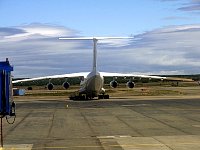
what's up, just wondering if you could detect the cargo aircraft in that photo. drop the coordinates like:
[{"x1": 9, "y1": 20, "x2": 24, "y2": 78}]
[{"x1": 13, "y1": 37, "x2": 190, "y2": 100}]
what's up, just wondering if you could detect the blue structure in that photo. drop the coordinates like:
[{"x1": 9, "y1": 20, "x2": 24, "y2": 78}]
[{"x1": 0, "y1": 59, "x2": 15, "y2": 117}]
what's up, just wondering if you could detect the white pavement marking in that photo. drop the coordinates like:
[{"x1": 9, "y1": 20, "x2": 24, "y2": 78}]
[
  {"x1": 98, "y1": 135, "x2": 200, "y2": 150},
  {"x1": 116, "y1": 137, "x2": 170, "y2": 150},
  {"x1": 192, "y1": 125, "x2": 200, "y2": 128},
  {"x1": 121, "y1": 104, "x2": 150, "y2": 107},
  {"x1": 0, "y1": 144, "x2": 33, "y2": 150},
  {"x1": 154, "y1": 135, "x2": 200, "y2": 150}
]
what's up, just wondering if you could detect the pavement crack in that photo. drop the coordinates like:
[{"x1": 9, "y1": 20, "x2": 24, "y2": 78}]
[
  {"x1": 154, "y1": 100, "x2": 200, "y2": 123},
  {"x1": 47, "y1": 103, "x2": 58, "y2": 138},
  {"x1": 115, "y1": 115, "x2": 144, "y2": 137},
  {"x1": 129, "y1": 107, "x2": 191, "y2": 135},
  {"x1": 153, "y1": 137, "x2": 174, "y2": 150},
  {"x1": 79, "y1": 110, "x2": 104, "y2": 150},
  {"x1": 4, "y1": 109, "x2": 34, "y2": 138}
]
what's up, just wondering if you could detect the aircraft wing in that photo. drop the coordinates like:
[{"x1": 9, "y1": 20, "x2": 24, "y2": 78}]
[
  {"x1": 100, "y1": 72, "x2": 166, "y2": 79},
  {"x1": 100, "y1": 72, "x2": 193, "y2": 81},
  {"x1": 13, "y1": 71, "x2": 193, "y2": 84},
  {"x1": 12, "y1": 72, "x2": 89, "y2": 83}
]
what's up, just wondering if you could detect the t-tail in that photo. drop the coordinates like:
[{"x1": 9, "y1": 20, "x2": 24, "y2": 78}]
[{"x1": 59, "y1": 36, "x2": 133, "y2": 73}]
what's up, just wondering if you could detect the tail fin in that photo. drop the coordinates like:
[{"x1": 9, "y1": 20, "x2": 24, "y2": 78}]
[
  {"x1": 93, "y1": 38, "x2": 98, "y2": 72},
  {"x1": 59, "y1": 37, "x2": 133, "y2": 72}
]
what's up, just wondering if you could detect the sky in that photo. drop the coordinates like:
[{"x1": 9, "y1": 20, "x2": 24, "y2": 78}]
[{"x1": 0, "y1": 0, "x2": 200, "y2": 77}]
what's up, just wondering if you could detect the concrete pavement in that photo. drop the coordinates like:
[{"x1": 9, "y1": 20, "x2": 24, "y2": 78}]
[{"x1": 1, "y1": 98, "x2": 200, "y2": 149}]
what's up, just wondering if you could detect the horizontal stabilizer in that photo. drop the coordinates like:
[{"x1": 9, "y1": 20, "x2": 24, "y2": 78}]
[{"x1": 59, "y1": 36, "x2": 133, "y2": 40}]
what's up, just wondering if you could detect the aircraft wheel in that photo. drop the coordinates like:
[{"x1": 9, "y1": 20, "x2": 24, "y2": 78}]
[
  {"x1": 98, "y1": 95, "x2": 104, "y2": 99},
  {"x1": 80, "y1": 95, "x2": 86, "y2": 100},
  {"x1": 103, "y1": 95, "x2": 109, "y2": 99}
]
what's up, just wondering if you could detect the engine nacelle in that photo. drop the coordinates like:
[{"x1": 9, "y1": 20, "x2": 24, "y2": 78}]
[
  {"x1": 127, "y1": 81, "x2": 135, "y2": 88},
  {"x1": 63, "y1": 81, "x2": 70, "y2": 89},
  {"x1": 47, "y1": 83, "x2": 54, "y2": 90},
  {"x1": 110, "y1": 80, "x2": 118, "y2": 88}
]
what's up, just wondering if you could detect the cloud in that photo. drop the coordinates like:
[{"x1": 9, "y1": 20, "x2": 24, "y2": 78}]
[
  {"x1": 178, "y1": 0, "x2": 200, "y2": 12},
  {"x1": 0, "y1": 28, "x2": 25, "y2": 36},
  {"x1": 159, "y1": 0, "x2": 200, "y2": 12},
  {"x1": 0, "y1": 23, "x2": 200, "y2": 77},
  {"x1": 0, "y1": 23, "x2": 131, "y2": 77},
  {"x1": 1, "y1": 23, "x2": 78, "y2": 42},
  {"x1": 162, "y1": 16, "x2": 190, "y2": 20},
  {"x1": 99, "y1": 24, "x2": 200, "y2": 75}
]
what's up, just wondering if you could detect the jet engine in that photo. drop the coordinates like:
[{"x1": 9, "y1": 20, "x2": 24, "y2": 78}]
[
  {"x1": 47, "y1": 83, "x2": 54, "y2": 90},
  {"x1": 126, "y1": 81, "x2": 135, "y2": 88},
  {"x1": 63, "y1": 81, "x2": 70, "y2": 89},
  {"x1": 110, "y1": 80, "x2": 118, "y2": 88}
]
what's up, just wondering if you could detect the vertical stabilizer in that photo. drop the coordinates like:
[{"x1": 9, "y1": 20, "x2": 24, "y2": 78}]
[
  {"x1": 58, "y1": 36, "x2": 133, "y2": 73},
  {"x1": 93, "y1": 38, "x2": 98, "y2": 73}
]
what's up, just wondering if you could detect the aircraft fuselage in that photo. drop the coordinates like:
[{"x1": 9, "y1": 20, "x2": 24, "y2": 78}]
[{"x1": 79, "y1": 70, "x2": 104, "y2": 97}]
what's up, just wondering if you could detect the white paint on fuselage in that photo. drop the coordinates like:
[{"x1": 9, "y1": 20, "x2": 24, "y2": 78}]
[{"x1": 79, "y1": 70, "x2": 104, "y2": 96}]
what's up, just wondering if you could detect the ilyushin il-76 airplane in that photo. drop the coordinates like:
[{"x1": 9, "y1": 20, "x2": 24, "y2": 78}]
[{"x1": 13, "y1": 37, "x2": 191, "y2": 100}]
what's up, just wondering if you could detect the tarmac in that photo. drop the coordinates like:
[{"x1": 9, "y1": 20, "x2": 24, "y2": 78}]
[{"x1": 1, "y1": 97, "x2": 200, "y2": 150}]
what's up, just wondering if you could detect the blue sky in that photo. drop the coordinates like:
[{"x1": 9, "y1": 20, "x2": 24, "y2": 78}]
[
  {"x1": 1, "y1": 0, "x2": 199, "y2": 35},
  {"x1": 0, "y1": 0, "x2": 200, "y2": 77}
]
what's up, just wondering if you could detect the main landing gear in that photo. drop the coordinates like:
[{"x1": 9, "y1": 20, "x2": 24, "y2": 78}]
[
  {"x1": 98, "y1": 94, "x2": 109, "y2": 99},
  {"x1": 69, "y1": 92, "x2": 109, "y2": 100}
]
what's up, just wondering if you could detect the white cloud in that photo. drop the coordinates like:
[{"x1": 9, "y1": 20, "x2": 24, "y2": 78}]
[
  {"x1": 159, "y1": 0, "x2": 200, "y2": 12},
  {"x1": 0, "y1": 23, "x2": 200, "y2": 77},
  {"x1": 99, "y1": 24, "x2": 200, "y2": 75},
  {"x1": 1, "y1": 23, "x2": 78, "y2": 42},
  {"x1": 178, "y1": 0, "x2": 200, "y2": 12}
]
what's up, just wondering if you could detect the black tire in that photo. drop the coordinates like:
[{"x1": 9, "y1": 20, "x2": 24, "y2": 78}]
[
  {"x1": 103, "y1": 95, "x2": 109, "y2": 99},
  {"x1": 98, "y1": 95, "x2": 104, "y2": 99},
  {"x1": 27, "y1": 87, "x2": 32, "y2": 90},
  {"x1": 80, "y1": 95, "x2": 86, "y2": 100}
]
